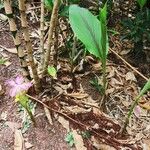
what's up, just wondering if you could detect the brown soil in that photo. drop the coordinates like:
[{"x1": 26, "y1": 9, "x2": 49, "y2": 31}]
[{"x1": 0, "y1": 30, "x2": 70, "y2": 150}]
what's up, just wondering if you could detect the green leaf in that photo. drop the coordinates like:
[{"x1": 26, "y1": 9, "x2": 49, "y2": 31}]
[
  {"x1": 137, "y1": 0, "x2": 147, "y2": 9},
  {"x1": 60, "y1": 5, "x2": 69, "y2": 17},
  {"x1": 99, "y1": 2, "x2": 107, "y2": 24},
  {"x1": 81, "y1": 131, "x2": 91, "y2": 139},
  {"x1": 68, "y1": 0, "x2": 80, "y2": 3},
  {"x1": 0, "y1": 3, "x2": 4, "y2": 10},
  {"x1": 47, "y1": 66, "x2": 57, "y2": 79},
  {"x1": 44, "y1": 0, "x2": 53, "y2": 11},
  {"x1": 99, "y1": 2, "x2": 108, "y2": 61},
  {"x1": 0, "y1": 58, "x2": 6, "y2": 65},
  {"x1": 69, "y1": 5, "x2": 103, "y2": 59},
  {"x1": 15, "y1": 93, "x2": 35, "y2": 123},
  {"x1": 65, "y1": 132, "x2": 74, "y2": 147},
  {"x1": 139, "y1": 79, "x2": 150, "y2": 97}
]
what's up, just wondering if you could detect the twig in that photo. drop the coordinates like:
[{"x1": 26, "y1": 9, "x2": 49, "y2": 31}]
[
  {"x1": 109, "y1": 48, "x2": 149, "y2": 81},
  {"x1": 27, "y1": 6, "x2": 41, "y2": 11}
]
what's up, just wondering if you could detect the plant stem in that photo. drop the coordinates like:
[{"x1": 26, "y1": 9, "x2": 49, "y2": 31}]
[
  {"x1": 122, "y1": 95, "x2": 140, "y2": 134},
  {"x1": 18, "y1": 0, "x2": 41, "y2": 92},
  {"x1": 102, "y1": 60, "x2": 107, "y2": 94},
  {"x1": 71, "y1": 36, "x2": 77, "y2": 73},
  {"x1": 4, "y1": 0, "x2": 31, "y2": 80},
  {"x1": 53, "y1": 11, "x2": 59, "y2": 67},
  {"x1": 42, "y1": 0, "x2": 60, "y2": 76},
  {"x1": 40, "y1": 0, "x2": 45, "y2": 68}
]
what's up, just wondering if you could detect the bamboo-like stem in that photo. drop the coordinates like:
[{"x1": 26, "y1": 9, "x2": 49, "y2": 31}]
[
  {"x1": 42, "y1": 0, "x2": 60, "y2": 76},
  {"x1": 53, "y1": 13, "x2": 59, "y2": 67},
  {"x1": 39, "y1": 0, "x2": 45, "y2": 68},
  {"x1": 18, "y1": 0, "x2": 41, "y2": 92},
  {"x1": 4, "y1": 0, "x2": 30, "y2": 80}
]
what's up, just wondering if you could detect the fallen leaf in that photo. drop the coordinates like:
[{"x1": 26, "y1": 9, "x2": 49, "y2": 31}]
[
  {"x1": 0, "y1": 13, "x2": 8, "y2": 21},
  {"x1": 91, "y1": 136, "x2": 115, "y2": 150},
  {"x1": 125, "y1": 72, "x2": 136, "y2": 82},
  {"x1": 0, "y1": 84, "x2": 4, "y2": 96},
  {"x1": 66, "y1": 92, "x2": 88, "y2": 99},
  {"x1": 6, "y1": 48, "x2": 17, "y2": 54},
  {"x1": 64, "y1": 106, "x2": 91, "y2": 114},
  {"x1": 14, "y1": 129, "x2": 25, "y2": 150},
  {"x1": 44, "y1": 107, "x2": 53, "y2": 125},
  {"x1": 4, "y1": 61, "x2": 11, "y2": 66},
  {"x1": 72, "y1": 130, "x2": 87, "y2": 150},
  {"x1": 0, "y1": 45, "x2": 17, "y2": 54},
  {"x1": 107, "y1": 66, "x2": 115, "y2": 78},
  {"x1": 121, "y1": 100, "x2": 131, "y2": 107},
  {"x1": 58, "y1": 116, "x2": 70, "y2": 132},
  {"x1": 92, "y1": 62, "x2": 102, "y2": 71},
  {"x1": 106, "y1": 88, "x2": 115, "y2": 95},
  {"x1": 139, "y1": 102, "x2": 150, "y2": 110},
  {"x1": 54, "y1": 86, "x2": 64, "y2": 94},
  {"x1": 143, "y1": 139, "x2": 150, "y2": 150},
  {"x1": 0, "y1": 111, "x2": 7, "y2": 121},
  {"x1": 110, "y1": 78, "x2": 123, "y2": 86},
  {"x1": 120, "y1": 49, "x2": 130, "y2": 55},
  {"x1": 25, "y1": 142, "x2": 33, "y2": 149},
  {"x1": 6, "y1": 121, "x2": 21, "y2": 132}
]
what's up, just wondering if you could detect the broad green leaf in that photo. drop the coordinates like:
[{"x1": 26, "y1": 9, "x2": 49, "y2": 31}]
[
  {"x1": 47, "y1": 66, "x2": 57, "y2": 79},
  {"x1": 137, "y1": 0, "x2": 147, "y2": 8},
  {"x1": 139, "y1": 79, "x2": 150, "y2": 97},
  {"x1": 15, "y1": 93, "x2": 35, "y2": 123},
  {"x1": 69, "y1": 5, "x2": 103, "y2": 59}
]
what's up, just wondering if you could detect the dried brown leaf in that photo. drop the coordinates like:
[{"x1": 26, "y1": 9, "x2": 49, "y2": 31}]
[
  {"x1": 58, "y1": 116, "x2": 70, "y2": 132},
  {"x1": 125, "y1": 72, "x2": 136, "y2": 82},
  {"x1": 72, "y1": 130, "x2": 87, "y2": 150},
  {"x1": 110, "y1": 78, "x2": 123, "y2": 86},
  {"x1": 107, "y1": 66, "x2": 115, "y2": 78},
  {"x1": 0, "y1": 13, "x2": 8, "y2": 21},
  {"x1": 91, "y1": 136, "x2": 115, "y2": 150},
  {"x1": 44, "y1": 107, "x2": 53, "y2": 125},
  {"x1": 5, "y1": 48, "x2": 17, "y2": 54},
  {"x1": 6, "y1": 122, "x2": 21, "y2": 132},
  {"x1": 25, "y1": 142, "x2": 33, "y2": 149},
  {"x1": 66, "y1": 92, "x2": 88, "y2": 99},
  {"x1": 14, "y1": 129, "x2": 25, "y2": 150},
  {"x1": 0, "y1": 84, "x2": 4, "y2": 96},
  {"x1": 64, "y1": 106, "x2": 91, "y2": 114}
]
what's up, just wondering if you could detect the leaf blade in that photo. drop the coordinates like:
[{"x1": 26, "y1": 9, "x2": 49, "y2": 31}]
[{"x1": 69, "y1": 5, "x2": 102, "y2": 59}]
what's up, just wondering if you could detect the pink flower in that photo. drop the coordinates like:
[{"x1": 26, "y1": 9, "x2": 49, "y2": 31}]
[{"x1": 6, "y1": 75, "x2": 32, "y2": 97}]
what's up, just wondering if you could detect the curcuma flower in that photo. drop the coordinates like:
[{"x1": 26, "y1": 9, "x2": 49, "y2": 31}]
[{"x1": 6, "y1": 75, "x2": 32, "y2": 97}]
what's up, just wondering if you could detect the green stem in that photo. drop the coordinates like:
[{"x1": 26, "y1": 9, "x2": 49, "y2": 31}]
[
  {"x1": 102, "y1": 59, "x2": 107, "y2": 94},
  {"x1": 122, "y1": 95, "x2": 140, "y2": 134},
  {"x1": 71, "y1": 36, "x2": 76, "y2": 73},
  {"x1": 26, "y1": 108, "x2": 36, "y2": 126}
]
